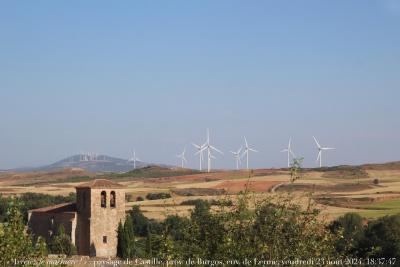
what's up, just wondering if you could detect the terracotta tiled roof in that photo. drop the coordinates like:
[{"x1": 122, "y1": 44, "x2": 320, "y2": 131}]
[
  {"x1": 29, "y1": 202, "x2": 77, "y2": 213},
  {"x1": 75, "y1": 179, "x2": 125, "y2": 189}
]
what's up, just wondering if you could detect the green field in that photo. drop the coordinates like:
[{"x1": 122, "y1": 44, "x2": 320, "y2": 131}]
[{"x1": 356, "y1": 199, "x2": 400, "y2": 219}]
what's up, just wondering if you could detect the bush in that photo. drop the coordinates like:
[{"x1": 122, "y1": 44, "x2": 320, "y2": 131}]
[
  {"x1": 358, "y1": 214, "x2": 400, "y2": 259},
  {"x1": 49, "y1": 225, "x2": 76, "y2": 256},
  {"x1": 180, "y1": 199, "x2": 208, "y2": 206},
  {"x1": 329, "y1": 213, "x2": 365, "y2": 256},
  {"x1": 146, "y1": 192, "x2": 171, "y2": 200},
  {"x1": 128, "y1": 205, "x2": 163, "y2": 237},
  {"x1": 180, "y1": 198, "x2": 233, "y2": 207},
  {"x1": 125, "y1": 194, "x2": 133, "y2": 202},
  {"x1": 136, "y1": 196, "x2": 144, "y2": 201},
  {"x1": 145, "y1": 193, "x2": 339, "y2": 263},
  {"x1": 373, "y1": 178, "x2": 379, "y2": 185}
]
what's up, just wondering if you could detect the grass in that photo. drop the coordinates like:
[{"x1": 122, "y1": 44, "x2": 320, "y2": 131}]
[
  {"x1": 353, "y1": 199, "x2": 400, "y2": 219},
  {"x1": 359, "y1": 199, "x2": 400, "y2": 210},
  {"x1": 357, "y1": 209, "x2": 400, "y2": 219}
]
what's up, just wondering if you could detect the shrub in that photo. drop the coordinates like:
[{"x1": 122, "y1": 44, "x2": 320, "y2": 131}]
[
  {"x1": 329, "y1": 213, "x2": 365, "y2": 256},
  {"x1": 147, "y1": 193, "x2": 339, "y2": 263},
  {"x1": 49, "y1": 224, "x2": 76, "y2": 256},
  {"x1": 125, "y1": 194, "x2": 133, "y2": 202},
  {"x1": 358, "y1": 214, "x2": 400, "y2": 259},
  {"x1": 146, "y1": 192, "x2": 171, "y2": 200},
  {"x1": 136, "y1": 196, "x2": 144, "y2": 201},
  {"x1": 128, "y1": 205, "x2": 163, "y2": 237},
  {"x1": 180, "y1": 198, "x2": 233, "y2": 207},
  {"x1": 373, "y1": 178, "x2": 379, "y2": 185}
]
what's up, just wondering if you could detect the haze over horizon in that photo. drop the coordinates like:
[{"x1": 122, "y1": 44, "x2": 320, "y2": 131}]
[{"x1": 0, "y1": 1, "x2": 399, "y2": 170}]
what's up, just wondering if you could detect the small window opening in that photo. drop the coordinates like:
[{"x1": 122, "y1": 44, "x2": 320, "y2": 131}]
[
  {"x1": 101, "y1": 191, "x2": 107, "y2": 208},
  {"x1": 103, "y1": 236, "x2": 107, "y2": 243},
  {"x1": 110, "y1": 191, "x2": 116, "y2": 208}
]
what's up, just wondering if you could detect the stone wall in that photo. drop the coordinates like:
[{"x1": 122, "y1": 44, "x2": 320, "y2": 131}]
[{"x1": 28, "y1": 211, "x2": 76, "y2": 244}]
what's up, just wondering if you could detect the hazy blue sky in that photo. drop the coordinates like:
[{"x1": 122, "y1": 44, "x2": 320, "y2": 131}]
[{"x1": 0, "y1": 1, "x2": 399, "y2": 169}]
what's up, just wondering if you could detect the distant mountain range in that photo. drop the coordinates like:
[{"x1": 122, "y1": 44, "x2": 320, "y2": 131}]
[{"x1": 6, "y1": 155, "x2": 173, "y2": 173}]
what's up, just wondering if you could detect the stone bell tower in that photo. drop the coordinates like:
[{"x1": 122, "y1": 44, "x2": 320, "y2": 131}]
[{"x1": 75, "y1": 179, "x2": 126, "y2": 257}]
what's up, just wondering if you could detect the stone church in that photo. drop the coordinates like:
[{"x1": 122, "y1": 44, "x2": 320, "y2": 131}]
[{"x1": 28, "y1": 179, "x2": 126, "y2": 257}]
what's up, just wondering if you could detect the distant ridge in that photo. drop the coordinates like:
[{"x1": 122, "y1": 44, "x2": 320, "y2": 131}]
[{"x1": 8, "y1": 154, "x2": 173, "y2": 173}]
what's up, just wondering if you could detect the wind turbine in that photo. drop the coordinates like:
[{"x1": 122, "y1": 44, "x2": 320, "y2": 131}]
[
  {"x1": 281, "y1": 138, "x2": 296, "y2": 168},
  {"x1": 177, "y1": 147, "x2": 187, "y2": 168},
  {"x1": 230, "y1": 146, "x2": 242, "y2": 170},
  {"x1": 242, "y1": 137, "x2": 258, "y2": 170},
  {"x1": 129, "y1": 149, "x2": 141, "y2": 169},
  {"x1": 192, "y1": 142, "x2": 206, "y2": 171},
  {"x1": 204, "y1": 129, "x2": 223, "y2": 172},
  {"x1": 313, "y1": 136, "x2": 335, "y2": 167}
]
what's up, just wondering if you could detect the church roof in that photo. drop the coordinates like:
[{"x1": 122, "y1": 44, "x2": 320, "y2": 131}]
[
  {"x1": 29, "y1": 202, "x2": 77, "y2": 213},
  {"x1": 75, "y1": 179, "x2": 125, "y2": 189}
]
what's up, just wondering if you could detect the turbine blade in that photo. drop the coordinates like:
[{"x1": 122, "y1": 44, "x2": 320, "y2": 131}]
[
  {"x1": 210, "y1": 145, "x2": 223, "y2": 154},
  {"x1": 322, "y1": 147, "x2": 335, "y2": 150},
  {"x1": 249, "y1": 148, "x2": 258, "y2": 152},
  {"x1": 316, "y1": 151, "x2": 321, "y2": 162},
  {"x1": 192, "y1": 143, "x2": 200, "y2": 149},
  {"x1": 313, "y1": 136, "x2": 321, "y2": 148},
  {"x1": 244, "y1": 136, "x2": 248, "y2": 148}
]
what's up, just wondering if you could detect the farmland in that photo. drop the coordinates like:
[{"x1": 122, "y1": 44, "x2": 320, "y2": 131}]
[{"x1": 1, "y1": 162, "x2": 400, "y2": 221}]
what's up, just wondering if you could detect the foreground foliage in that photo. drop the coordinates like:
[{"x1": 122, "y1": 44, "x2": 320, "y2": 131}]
[
  {"x1": 0, "y1": 200, "x2": 47, "y2": 267},
  {"x1": 121, "y1": 193, "x2": 340, "y2": 266},
  {"x1": 49, "y1": 225, "x2": 76, "y2": 256}
]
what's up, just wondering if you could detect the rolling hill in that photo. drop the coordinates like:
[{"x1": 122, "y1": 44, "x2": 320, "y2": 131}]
[{"x1": 8, "y1": 154, "x2": 172, "y2": 173}]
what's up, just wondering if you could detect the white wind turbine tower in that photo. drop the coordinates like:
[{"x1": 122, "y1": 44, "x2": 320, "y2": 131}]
[
  {"x1": 204, "y1": 129, "x2": 223, "y2": 173},
  {"x1": 230, "y1": 146, "x2": 242, "y2": 170},
  {"x1": 177, "y1": 147, "x2": 187, "y2": 168},
  {"x1": 192, "y1": 141, "x2": 206, "y2": 171},
  {"x1": 281, "y1": 138, "x2": 296, "y2": 167},
  {"x1": 129, "y1": 149, "x2": 141, "y2": 169},
  {"x1": 242, "y1": 137, "x2": 258, "y2": 170},
  {"x1": 313, "y1": 136, "x2": 335, "y2": 168}
]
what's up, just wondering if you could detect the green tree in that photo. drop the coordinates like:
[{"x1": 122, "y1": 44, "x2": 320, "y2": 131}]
[
  {"x1": 116, "y1": 221, "x2": 125, "y2": 258},
  {"x1": 358, "y1": 214, "x2": 400, "y2": 259},
  {"x1": 145, "y1": 224, "x2": 152, "y2": 257},
  {"x1": 49, "y1": 224, "x2": 76, "y2": 256},
  {"x1": 123, "y1": 214, "x2": 136, "y2": 258},
  {"x1": 0, "y1": 199, "x2": 47, "y2": 267},
  {"x1": 329, "y1": 213, "x2": 364, "y2": 256}
]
